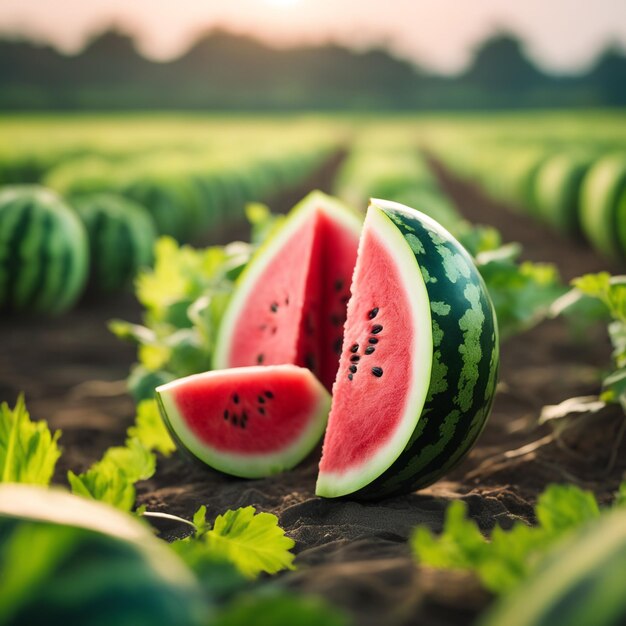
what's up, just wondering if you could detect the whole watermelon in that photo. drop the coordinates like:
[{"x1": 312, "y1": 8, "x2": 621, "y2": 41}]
[
  {"x1": 0, "y1": 485, "x2": 210, "y2": 626},
  {"x1": 73, "y1": 193, "x2": 157, "y2": 293},
  {"x1": 0, "y1": 185, "x2": 89, "y2": 314}
]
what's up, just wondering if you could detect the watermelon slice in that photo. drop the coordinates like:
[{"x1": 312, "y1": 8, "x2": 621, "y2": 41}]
[
  {"x1": 156, "y1": 365, "x2": 330, "y2": 478},
  {"x1": 316, "y1": 200, "x2": 499, "y2": 499},
  {"x1": 214, "y1": 191, "x2": 361, "y2": 391}
]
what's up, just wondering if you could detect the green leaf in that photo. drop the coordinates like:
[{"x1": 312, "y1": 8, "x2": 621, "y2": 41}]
[
  {"x1": 127, "y1": 400, "x2": 175, "y2": 457},
  {"x1": 411, "y1": 483, "x2": 602, "y2": 595},
  {"x1": 172, "y1": 506, "x2": 295, "y2": 580},
  {"x1": 615, "y1": 482, "x2": 626, "y2": 507},
  {"x1": 213, "y1": 592, "x2": 349, "y2": 626},
  {"x1": 68, "y1": 439, "x2": 155, "y2": 511},
  {"x1": 0, "y1": 395, "x2": 61, "y2": 486}
]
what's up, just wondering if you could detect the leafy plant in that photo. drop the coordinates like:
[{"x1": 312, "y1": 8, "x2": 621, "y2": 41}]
[
  {"x1": 67, "y1": 438, "x2": 155, "y2": 511},
  {"x1": 0, "y1": 395, "x2": 61, "y2": 486},
  {"x1": 543, "y1": 273, "x2": 626, "y2": 424},
  {"x1": 411, "y1": 482, "x2": 624, "y2": 595},
  {"x1": 466, "y1": 236, "x2": 564, "y2": 340},
  {"x1": 172, "y1": 505, "x2": 296, "y2": 580},
  {"x1": 111, "y1": 236, "x2": 252, "y2": 401},
  {"x1": 127, "y1": 399, "x2": 175, "y2": 457}
]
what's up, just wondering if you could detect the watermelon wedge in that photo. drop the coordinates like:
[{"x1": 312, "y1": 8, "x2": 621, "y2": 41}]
[
  {"x1": 214, "y1": 191, "x2": 361, "y2": 391},
  {"x1": 316, "y1": 200, "x2": 499, "y2": 499},
  {"x1": 156, "y1": 365, "x2": 330, "y2": 478}
]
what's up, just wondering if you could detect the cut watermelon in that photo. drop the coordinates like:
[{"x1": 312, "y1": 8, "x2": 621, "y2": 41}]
[
  {"x1": 214, "y1": 191, "x2": 361, "y2": 391},
  {"x1": 156, "y1": 365, "x2": 330, "y2": 478},
  {"x1": 316, "y1": 200, "x2": 499, "y2": 499}
]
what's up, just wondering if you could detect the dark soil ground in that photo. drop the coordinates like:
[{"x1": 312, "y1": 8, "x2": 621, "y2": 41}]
[{"x1": 1, "y1": 153, "x2": 625, "y2": 626}]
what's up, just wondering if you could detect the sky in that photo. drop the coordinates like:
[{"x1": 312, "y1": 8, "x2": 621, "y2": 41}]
[{"x1": 0, "y1": 0, "x2": 625, "y2": 74}]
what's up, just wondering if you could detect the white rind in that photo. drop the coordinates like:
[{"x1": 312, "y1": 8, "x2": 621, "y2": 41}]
[
  {"x1": 315, "y1": 202, "x2": 433, "y2": 498},
  {"x1": 213, "y1": 190, "x2": 362, "y2": 370},
  {"x1": 157, "y1": 365, "x2": 331, "y2": 478}
]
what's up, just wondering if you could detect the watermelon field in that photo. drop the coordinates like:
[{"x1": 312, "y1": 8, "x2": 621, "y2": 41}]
[{"x1": 1, "y1": 111, "x2": 626, "y2": 626}]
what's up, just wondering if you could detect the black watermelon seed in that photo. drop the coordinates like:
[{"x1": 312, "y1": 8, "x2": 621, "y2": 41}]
[
  {"x1": 368, "y1": 308, "x2": 379, "y2": 319},
  {"x1": 371, "y1": 367, "x2": 383, "y2": 378},
  {"x1": 334, "y1": 337, "x2": 343, "y2": 355},
  {"x1": 350, "y1": 343, "x2": 359, "y2": 353},
  {"x1": 334, "y1": 278, "x2": 344, "y2": 292},
  {"x1": 259, "y1": 407, "x2": 266, "y2": 415},
  {"x1": 257, "y1": 353, "x2": 264, "y2": 364},
  {"x1": 258, "y1": 395, "x2": 265, "y2": 404},
  {"x1": 349, "y1": 365, "x2": 357, "y2": 373},
  {"x1": 350, "y1": 355, "x2": 360, "y2": 363},
  {"x1": 264, "y1": 390, "x2": 274, "y2": 399},
  {"x1": 369, "y1": 338, "x2": 378, "y2": 344},
  {"x1": 223, "y1": 410, "x2": 229, "y2": 420},
  {"x1": 270, "y1": 302, "x2": 279, "y2": 313},
  {"x1": 365, "y1": 346, "x2": 375, "y2": 355},
  {"x1": 348, "y1": 373, "x2": 353, "y2": 381},
  {"x1": 232, "y1": 415, "x2": 238, "y2": 425},
  {"x1": 233, "y1": 393, "x2": 239, "y2": 404},
  {"x1": 285, "y1": 296, "x2": 289, "y2": 305},
  {"x1": 305, "y1": 354, "x2": 315, "y2": 370},
  {"x1": 331, "y1": 314, "x2": 341, "y2": 327},
  {"x1": 372, "y1": 324, "x2": 383, "y2": 334}
]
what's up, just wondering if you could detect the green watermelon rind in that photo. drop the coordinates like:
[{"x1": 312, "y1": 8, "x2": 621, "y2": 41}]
[
  {"x1": 0, "y1": 185, "x2": 89, "y2": 314},
  {"x1": 580, "y1": 154, "x2": 626, "y2": 261},
  {"x1": 317, "y1": 199, "x2": 499, "y2": 500},
  {"x1": 156, "y1": 365, "x2": 331, "y2": 478},
  {"x1": 315, "y1": 204, "x2": 434, "y2": 498},
  {"x1": 213, "y1": 189, "x2": 362, "y2": 371},
  {"x1": 480, "y1": 509, "x2": 626, "y2": 626}
]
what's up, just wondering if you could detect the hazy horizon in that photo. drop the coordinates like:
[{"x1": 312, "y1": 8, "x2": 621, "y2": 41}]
[{"x1": 1, "y1": 0, "x2": 625, "y2": 75}]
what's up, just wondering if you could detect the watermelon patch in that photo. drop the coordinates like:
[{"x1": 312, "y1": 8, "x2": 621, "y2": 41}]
[{"x1": 156, "y1": 365, "x2": 330, "y2": 478}]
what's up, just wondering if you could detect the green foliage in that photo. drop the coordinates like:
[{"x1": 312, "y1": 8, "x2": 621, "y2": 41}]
[
  {"x1": 127, "y1": 399, "x2": 175, "y2": 457},
  {"x1": 213, "y1": 592, "x2": 349, "y2": 626},
  {"x1": 0, "y1": 395, "x2": 61, "y2": 486},
  {"x1": 473, "y1": 242, "x2": 564, "y2": 340},
  {"x1": 68, "y1": 438, "x2": 155, "y2": 511},
  {"x1": 111, "y1": 236, "x2": 253, "y2": 387},
  {"x1": 245, "y1": 202, "x2": 285, "y2": 245},
  {"x1": 411, "y1": 483, "x2": 621, "y2": 595},
  {"x1": 172, "y1": 506, "x2": 296, "y2": 581},
  {"x1": 553, "y1": 273, "x2": 626, "y2": 413}
]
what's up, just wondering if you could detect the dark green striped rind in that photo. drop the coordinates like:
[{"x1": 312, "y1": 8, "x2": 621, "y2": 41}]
[
  {"x1": 481, "y1": 509, "x2": 626, "y2": 626},
  {"x1": 0, "y1": 485, "x2": 209, "y2": 626},
  {"x1": 73, "y1": 193, "x2": 157, "y2": 293},
  {"x1": 0, "y1": 185, "x2": 89, "y2": 314},
  {"x1": 354, "y1": 202, "x2": 499, "y2": 499}
]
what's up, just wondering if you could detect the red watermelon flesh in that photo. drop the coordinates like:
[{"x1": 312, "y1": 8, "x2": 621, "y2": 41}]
[
  {"x1": 215, "y1": 192, "x2": 361, "y2": 391},
  {"x1": 156, "y1": 365, "x2": 331, "y2": 478}
]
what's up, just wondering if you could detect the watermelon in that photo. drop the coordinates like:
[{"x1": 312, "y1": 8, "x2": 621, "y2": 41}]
[
  {"x1": 316, "y1": 199, "x2": 499, "y2": 499},
  {"x1": 0, "y1": 484, "x2": 208, "y2": 626},
  {"x1": 533, "y1": 153, "x2": 593, "y2": 235},
  {"x1": 481, "y1": 509, "x2": 626, "y2": 626},
  {"x1": 73, "y1": 193, "x2": 157, "y2": 293},
  {"x1": 214, "y1": 191, "x2": 362, "y2": 392},
  {"x1": 580, "y1": 154, "x2": 626, "y2": 261},
  {"x1": 0, "y1": 185, "x2": 89, "y2": 314},
  {"x1": 156, "y1": 365, "x2": 331, "y2": 478}
]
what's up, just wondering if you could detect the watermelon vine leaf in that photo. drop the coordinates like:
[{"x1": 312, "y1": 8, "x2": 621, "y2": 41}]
[
  {"x1": 172, "y1": 506, "x2": 296, "y2": 580},
  {"x1": 411, "y1": 483, "x2": 618, "y2": 595},
  {"x1": 67, "y1": 438, "x2": 155, "y2": 511},
  {"x1": 127, "y1": 399, "x2": 175, "y2": 457},
  {"x1": 0, "y1": 395, "x2": 61, "y2": 486}
]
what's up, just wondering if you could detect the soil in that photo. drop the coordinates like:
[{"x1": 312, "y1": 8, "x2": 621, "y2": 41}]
[{"x1": 1, "y1": 153, "x2": 625, "y2": 626}]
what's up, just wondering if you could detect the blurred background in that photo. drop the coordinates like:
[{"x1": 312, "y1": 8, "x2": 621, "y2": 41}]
[{"x1": 1, "y1": 0, "x2": 625, "y2": 110}]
